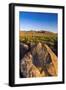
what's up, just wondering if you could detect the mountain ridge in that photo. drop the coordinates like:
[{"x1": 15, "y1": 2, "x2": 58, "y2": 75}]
[{"x1": 20, "y1": 30, "x2": 57, "y2": 34}]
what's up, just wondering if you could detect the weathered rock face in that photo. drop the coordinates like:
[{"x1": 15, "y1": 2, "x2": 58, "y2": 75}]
[
  {"x1": 20, "y1": 42, "x2": 58, "y2": 78},
  {"x1": 44, "y1": 44, "x2": 58, "y2": 76},
  {"x1": 31, "y1": 42, "x2": 51, "y2": 67},
  {"x1": 21, "y1": 52, "x2": 41, "y2": 77}
]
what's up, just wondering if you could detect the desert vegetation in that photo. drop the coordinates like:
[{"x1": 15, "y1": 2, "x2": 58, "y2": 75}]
[{"x1": 20, "y1": 31, "x2": 58, "y2": 56}]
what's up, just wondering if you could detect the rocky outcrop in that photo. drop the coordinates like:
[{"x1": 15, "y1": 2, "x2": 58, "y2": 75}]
[{"x1": 20, "y1": 42, "x2": 58, "y2": 77}]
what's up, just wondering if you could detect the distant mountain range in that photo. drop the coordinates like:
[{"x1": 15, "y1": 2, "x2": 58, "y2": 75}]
[{"x1": 20, "y1": 30, "x2": 57, "y2": 35}]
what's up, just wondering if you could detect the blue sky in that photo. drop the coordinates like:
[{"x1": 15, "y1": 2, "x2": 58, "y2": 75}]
[{"x1": 19, "y1": 12, "x2": 58, "y2": 33}]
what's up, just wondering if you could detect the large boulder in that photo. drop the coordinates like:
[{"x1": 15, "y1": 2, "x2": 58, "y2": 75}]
[{"x1": 31, "y1": 42, "x2": 57, "y2": 76}]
